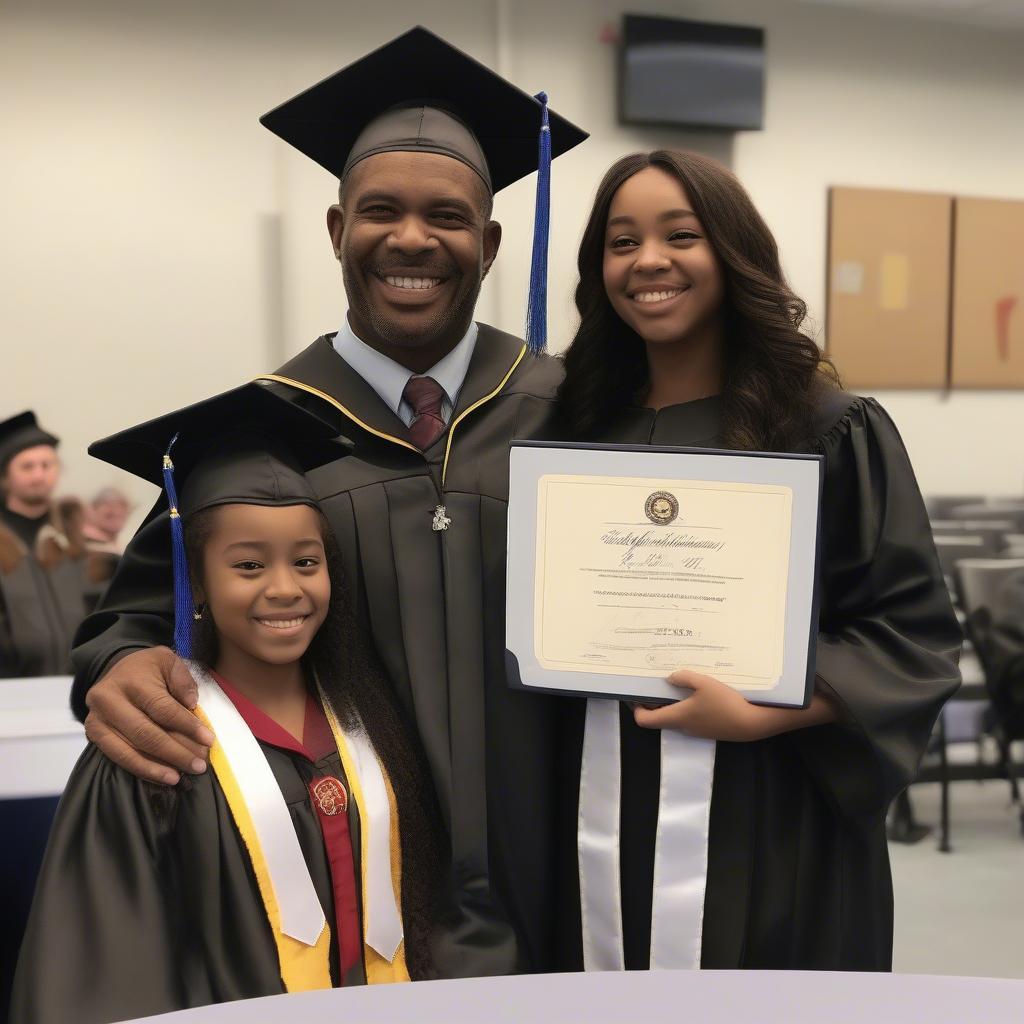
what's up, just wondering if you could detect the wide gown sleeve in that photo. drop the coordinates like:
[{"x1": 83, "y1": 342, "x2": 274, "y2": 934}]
[
  {"x1": 794, "y1": 396, "x2": 962, "y2": 820},
  {"x1": 9, "y1": 747, "x2": 184, "y2": 1024},
  {"x1": 69, "y1": 498, "x2": 175, "y2": 720}
]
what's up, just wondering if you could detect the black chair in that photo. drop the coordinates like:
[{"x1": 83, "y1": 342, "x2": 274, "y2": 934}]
[
  {"x1": 901, "y1": 550, "x2": 1010, "y2": 852},
  {"x1": 957, "y1": 558, "x2": 1024, "y2": 612},
  {"x1": 1002, "y1": 534, "x2": 1024, "y2": 559},
  {"x1": 932, "y1": 535, "x2": 996, "y2": 603},
  {"x1": 958, "y1": 559, "x2": 1024, "y2": 834}
]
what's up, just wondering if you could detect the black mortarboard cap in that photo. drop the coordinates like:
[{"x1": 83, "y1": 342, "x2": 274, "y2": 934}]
[
  {"x1": 259, "y1": 25, "x2": 588, "y2": 195},
  {"x1": 89, "y1": 382, "x2": 351, "y2": 658},
  {"x1": 0, "y1": 411, "x2": 59, "y2": 472},
  {"x1": 89, "y1": 382, "x2": 349, "y2": 518},
  {"x1": 260, "y1": 26, "x2": 589, "y2": 353}
]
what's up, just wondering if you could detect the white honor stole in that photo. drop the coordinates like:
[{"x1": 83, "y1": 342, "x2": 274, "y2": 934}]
[
  {"x1": 191, "y1": 665, "x2": 405, "y2": 988},
  {"x1": 578, "y1": 697, "x2": 716, "y2": 971}
]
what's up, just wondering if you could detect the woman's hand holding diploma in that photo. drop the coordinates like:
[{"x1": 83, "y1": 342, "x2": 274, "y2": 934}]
[{"x1": 633, "y1": 668, "x2": 839, "y2": 742}]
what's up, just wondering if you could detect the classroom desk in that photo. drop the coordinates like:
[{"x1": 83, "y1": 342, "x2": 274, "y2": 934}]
[{"x1": 116, "y1": 970, "x2": 1024, "y2": 1024}]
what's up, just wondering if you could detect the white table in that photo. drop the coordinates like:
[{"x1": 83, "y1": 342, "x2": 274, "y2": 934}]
[
  {"x1": 0, "y1": 675, "x2": 85, "y2": 798},
  {"x1": 117, "y1": 969, "x2": 1024, "y2": 1024}
]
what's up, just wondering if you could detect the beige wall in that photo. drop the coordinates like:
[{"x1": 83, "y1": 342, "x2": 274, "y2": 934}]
[{"x1": 4, "y1": 0, "x2": 1023, "y2": 520}]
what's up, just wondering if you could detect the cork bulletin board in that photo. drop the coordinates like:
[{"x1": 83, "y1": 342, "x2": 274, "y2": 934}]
[
  {"x1": 950, "y1": 197, "x2": 1024, "y2": 388},
  {"x1": 825, "y1": 187, "x2": 953, "y2": 389}
]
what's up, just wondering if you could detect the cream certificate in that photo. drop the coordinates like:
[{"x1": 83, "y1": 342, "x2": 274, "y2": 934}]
[{"x1": 534, "y1": 474, "x2": 793, "y2": 690}]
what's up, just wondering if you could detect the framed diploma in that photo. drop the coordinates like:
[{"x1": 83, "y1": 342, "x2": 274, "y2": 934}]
[{"x1": 505, "y1": 442, "x2": 824, "y2": 709}]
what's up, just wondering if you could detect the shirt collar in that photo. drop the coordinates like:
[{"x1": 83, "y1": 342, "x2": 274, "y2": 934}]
[
  {"x1": 331, "y1": 316, "x2": 479, "y2": 418},
  {"x1": 212, "y1": 671, "x2": 336, "y2": 762}
]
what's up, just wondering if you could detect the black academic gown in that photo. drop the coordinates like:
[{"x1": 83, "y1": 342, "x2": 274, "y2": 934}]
[
  {"x1": 70, "y1": 326, "x2": 564, "y2": 977},
  {"x1": 0, "y1": 510, "x2": 88, "y2": 677},
  {"x1": 10, "y1": 734, "x2": 364, "y2": 1024},
  {"x1": 555, "y1": 389, "x2": 963, "y2": 971}
]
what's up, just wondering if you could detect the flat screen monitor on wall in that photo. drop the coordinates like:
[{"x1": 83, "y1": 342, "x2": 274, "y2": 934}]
[{"x1": 619, "y1": 14, "x2": 765, "y2": 131}]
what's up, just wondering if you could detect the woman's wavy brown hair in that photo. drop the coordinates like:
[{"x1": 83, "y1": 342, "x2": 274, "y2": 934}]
[{"x1": 558, "y1": 150, "x2": 839, "y2": 451}]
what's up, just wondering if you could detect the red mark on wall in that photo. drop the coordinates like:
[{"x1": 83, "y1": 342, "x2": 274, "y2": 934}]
[{"x1": 995, "y1": 296, "x2": 1017, "y2": 362}]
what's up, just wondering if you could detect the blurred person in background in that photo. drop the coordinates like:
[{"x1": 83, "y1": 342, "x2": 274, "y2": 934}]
[
  {"x1": 82, "y1": 486, "x2": 133, "y2": 597},
  {"x1": 83, "y1": 486, "x2": 132, "y2": 556},
  {"x1": 0, "y1": 411, "x2": 110, "y2": 676}
]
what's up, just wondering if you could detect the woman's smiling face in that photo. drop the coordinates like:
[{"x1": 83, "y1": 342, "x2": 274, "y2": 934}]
[{"x1": 602, "y1": 165, "x2": 725, "y2": 348}]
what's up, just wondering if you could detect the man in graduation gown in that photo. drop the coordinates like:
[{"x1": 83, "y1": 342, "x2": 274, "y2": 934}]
[
  {"x1": 0, "y1": 412, "x2": 92, "y2": 677},
  {"x1": 69, "y1": 27, "x2": 586, "y2": 979}
]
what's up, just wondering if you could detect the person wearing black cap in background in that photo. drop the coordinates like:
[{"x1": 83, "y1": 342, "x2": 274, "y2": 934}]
[
  {"x1": 12, "y1": 383, "x2": 447, "y2": 1023},
  {"x1": 0, "y1": 413, "x2": 113, "y2": 1020},
  {"x1": 70, "y1": 27, "x2": 587, "y2": 978},
  {"x1": 0, "y1": 411, "x2": 97, "y2": 677}
]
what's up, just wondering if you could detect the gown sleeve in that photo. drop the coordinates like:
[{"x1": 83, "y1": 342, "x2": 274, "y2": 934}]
[
  {"x1": 9, "y1": 746, "x2": 185, "y2": 1024},
  {"x1": 793, "y1": 395, "x2": 962, "y2": 820},
  {"x1": 69, "y1": 498, "x2": 175, "y2": 721}
]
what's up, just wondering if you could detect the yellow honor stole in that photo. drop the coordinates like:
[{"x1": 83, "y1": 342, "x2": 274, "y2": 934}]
[{"x1": 191, "y1": 666, "x2": 410, "y2": 991}]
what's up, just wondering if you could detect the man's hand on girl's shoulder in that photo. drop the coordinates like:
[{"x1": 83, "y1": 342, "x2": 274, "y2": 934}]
[{"x1": 83, "y1": 646, "x2": 214, "y2": 785}]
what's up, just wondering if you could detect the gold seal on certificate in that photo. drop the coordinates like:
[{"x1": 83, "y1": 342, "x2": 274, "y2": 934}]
[
  {"x1": 644, "y1": 490, "x2": 679, "y2": 524},
  {"x1": 506, "y1": 442, "x2": 823, "y2": 708}
]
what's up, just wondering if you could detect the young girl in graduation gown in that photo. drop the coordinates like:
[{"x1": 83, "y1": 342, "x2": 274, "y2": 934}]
[
  {"x1": 11, "y1": 385, "x2": 444, "y2": 1024},
  {"x1": 554, "y1": 151, "x2": 962, "y2": 972}
]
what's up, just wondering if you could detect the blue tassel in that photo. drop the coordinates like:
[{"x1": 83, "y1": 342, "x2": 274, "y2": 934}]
[
  {"x1": 526, "y1": 91, "x2": 552, "y2": 354},
  {"x1": 161, "y1": 434, "x2": 194, "y2": 660}
]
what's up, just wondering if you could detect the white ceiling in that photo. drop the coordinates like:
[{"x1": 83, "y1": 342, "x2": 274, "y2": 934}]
[{"x1": 797, "y1": 0, "x2": 1024, "y2": 31}]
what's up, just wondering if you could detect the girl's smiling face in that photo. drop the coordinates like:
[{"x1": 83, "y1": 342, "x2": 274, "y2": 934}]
[
  {"x1": 602, "y1": 165, "x2": 726, "y2": 348},
  {"x1": 197, "y1": 502, "x2": 330, "y2": 670}
]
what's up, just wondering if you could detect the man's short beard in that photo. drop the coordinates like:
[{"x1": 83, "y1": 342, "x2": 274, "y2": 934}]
[
  {"x1": 342, "y1": 256, "x2": 483, "y2": 350},
  {"x1": 11, "y1": 491, "x2": 50, "y2": 511}
]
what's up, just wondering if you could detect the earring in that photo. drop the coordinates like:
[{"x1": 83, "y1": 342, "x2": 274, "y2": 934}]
[{"x1": 193, "y1": 604, "x2": 205, "y2": 621}]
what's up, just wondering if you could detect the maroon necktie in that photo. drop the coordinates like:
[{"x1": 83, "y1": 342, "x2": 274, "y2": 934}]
[{"x1": 403, "y1": 376, "x2": 447, "y2": 450}]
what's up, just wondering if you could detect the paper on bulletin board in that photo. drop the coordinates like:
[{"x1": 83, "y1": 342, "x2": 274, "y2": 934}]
[
  {"x1": 879, "y1": 252, "x2": 909, "y2": 311},
  {"x1": 834, "y1": 261, "x2": 864, "y2": 295},
  {"x1": 826, "y1": 187, "x2": 952, "y2": 388}
]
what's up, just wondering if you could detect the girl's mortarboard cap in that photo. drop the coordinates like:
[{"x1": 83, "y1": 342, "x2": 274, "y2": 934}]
[{"x1": 89, "y1": 382, "x2": 352, "y2": 658}]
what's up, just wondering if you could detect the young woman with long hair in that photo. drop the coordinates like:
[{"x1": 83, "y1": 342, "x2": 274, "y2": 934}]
[{"x1": 555, "y1": 150, "x2": 961, "y2": 972}]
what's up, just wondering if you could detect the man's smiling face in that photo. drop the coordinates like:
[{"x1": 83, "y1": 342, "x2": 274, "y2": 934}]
[{"x1": 328, "y1": 150, "x2": 501, "y2": 368}]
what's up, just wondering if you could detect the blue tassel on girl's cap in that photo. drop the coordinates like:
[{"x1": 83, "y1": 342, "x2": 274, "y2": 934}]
[
  {"x1": 526, "y1": 92, "x2": 552, "y2": 355},
  {"x1": 161, "y1": 435, "x2": 196, "y2": 661}
]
